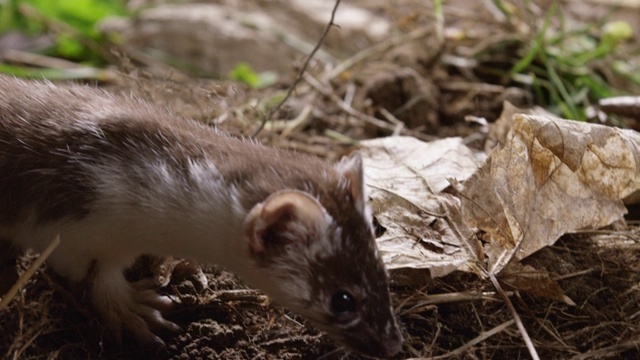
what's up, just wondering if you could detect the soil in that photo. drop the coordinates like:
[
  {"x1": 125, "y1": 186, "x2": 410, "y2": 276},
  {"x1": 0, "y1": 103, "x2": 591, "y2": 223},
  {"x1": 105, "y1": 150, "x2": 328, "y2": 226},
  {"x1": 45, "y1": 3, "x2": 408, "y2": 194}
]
[{"x1": 1, "y1": 1, "x2": 640, "y2": 359}]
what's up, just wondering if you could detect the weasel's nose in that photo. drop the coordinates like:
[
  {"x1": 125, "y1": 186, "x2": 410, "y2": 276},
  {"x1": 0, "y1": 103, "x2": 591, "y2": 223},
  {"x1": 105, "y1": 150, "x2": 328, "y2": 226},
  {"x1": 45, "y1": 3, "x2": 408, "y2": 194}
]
[
  {"x1": 381, "y1": 325, "x2": 404, "y2": 358},
  {"x1": 352, "y1": 325, "x2": 403, "y2": 359}
]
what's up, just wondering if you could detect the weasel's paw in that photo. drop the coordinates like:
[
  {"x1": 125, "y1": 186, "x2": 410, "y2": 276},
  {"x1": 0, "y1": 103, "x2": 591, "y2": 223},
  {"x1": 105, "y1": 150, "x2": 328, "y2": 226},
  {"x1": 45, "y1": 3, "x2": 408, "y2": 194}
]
[{"x1": 91, "y1": 270, "x2": 182, "y2": 346}]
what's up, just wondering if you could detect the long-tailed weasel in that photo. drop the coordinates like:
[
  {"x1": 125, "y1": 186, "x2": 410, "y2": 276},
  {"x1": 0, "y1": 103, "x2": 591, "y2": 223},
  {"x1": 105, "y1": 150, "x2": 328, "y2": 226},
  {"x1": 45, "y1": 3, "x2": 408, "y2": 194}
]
[{"x1": 0, "y1": 76, "x2": 403, "y2": 358}]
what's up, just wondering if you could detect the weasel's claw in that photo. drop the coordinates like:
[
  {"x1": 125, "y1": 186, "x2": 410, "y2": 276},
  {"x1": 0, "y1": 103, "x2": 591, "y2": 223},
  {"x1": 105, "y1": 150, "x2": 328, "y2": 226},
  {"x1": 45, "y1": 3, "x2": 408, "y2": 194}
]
[{"x1": 91, "y1": 267, "x2": 182, "y2": 345}]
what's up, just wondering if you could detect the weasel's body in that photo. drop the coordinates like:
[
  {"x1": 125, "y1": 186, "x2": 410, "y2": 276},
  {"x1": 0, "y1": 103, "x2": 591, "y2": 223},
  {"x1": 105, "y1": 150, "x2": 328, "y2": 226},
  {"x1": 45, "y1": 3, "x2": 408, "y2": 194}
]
[{"x1": 0, "y1": 76, "x2": 402, "y2": 358}]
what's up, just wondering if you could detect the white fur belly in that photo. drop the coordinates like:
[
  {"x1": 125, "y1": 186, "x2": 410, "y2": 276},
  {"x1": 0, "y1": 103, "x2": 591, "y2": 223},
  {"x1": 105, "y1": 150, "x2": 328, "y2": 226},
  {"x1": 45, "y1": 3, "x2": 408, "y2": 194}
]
[
  {"x1": 6, "y1": 196, "x2": 246, "y2": 282},
  {"x1": 5, "y1": 215, "x2": 141, "y2": 281}
]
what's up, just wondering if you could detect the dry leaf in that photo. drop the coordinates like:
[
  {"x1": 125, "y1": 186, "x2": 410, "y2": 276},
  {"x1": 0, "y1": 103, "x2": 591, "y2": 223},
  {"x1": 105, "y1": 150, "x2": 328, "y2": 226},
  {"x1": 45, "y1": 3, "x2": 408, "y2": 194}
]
[
  {"x1": 501, "y1": 262, "x2": 575, "y2": 305},
  {"x1": 360, "y1": 136, "x2": 484, "y2": 277},
  {"x1": 485, "y1": 101, "x2": 561, "y2": 153},
  {"x1": 459, "y1": 114, "x2": 640, "y2": 274},
  {"x1": 362, "y1": 114, "x2": 640, "y2": 295}
]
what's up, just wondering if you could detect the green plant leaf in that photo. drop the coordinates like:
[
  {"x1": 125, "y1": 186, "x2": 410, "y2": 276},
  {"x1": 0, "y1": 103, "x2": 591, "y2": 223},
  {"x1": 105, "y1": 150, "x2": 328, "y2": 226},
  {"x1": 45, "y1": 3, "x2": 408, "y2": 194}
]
[{"x1": 230, "y1": 62, "x2": 261, "y2": 88}]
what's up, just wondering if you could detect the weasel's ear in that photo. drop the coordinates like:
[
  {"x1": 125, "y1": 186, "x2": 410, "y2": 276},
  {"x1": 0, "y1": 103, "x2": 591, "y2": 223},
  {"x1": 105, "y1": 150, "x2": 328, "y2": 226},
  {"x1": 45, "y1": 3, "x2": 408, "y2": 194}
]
[
  {"x1": 245, "y1": 190, "x2": 330, "y2": 257},
  {"x1": 334, "y1": 152, "x2": 366, "y2": 214}
]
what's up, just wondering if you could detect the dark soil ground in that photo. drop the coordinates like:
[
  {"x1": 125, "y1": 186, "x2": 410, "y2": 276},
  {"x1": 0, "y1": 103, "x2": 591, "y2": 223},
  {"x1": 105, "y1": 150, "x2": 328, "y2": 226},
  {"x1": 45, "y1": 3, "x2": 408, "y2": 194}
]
[
  {"x1": 1, "y1": 1, "x2": 640, "y2": 359},
  {"x1": 2, "y1": 231, "x2": 639, "y2": 359}
]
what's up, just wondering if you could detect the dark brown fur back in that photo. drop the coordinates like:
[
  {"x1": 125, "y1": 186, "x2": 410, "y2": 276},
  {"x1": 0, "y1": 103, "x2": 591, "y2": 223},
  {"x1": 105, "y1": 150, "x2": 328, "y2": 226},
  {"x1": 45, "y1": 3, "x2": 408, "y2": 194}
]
[{"x1": 0, "y1": 76, "x2": 346, "y2": 225}]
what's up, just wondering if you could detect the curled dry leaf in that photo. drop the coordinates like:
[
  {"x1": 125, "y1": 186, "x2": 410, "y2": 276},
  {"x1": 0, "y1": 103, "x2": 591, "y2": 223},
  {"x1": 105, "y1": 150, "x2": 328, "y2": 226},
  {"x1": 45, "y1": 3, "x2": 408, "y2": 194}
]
[
  {"x1": 485, "y1": 101, "x2": 560, "y2": 153},
  {"x1": 459, "y1": 114, "x2": 640, "y2": 275},
  {"x1": 362, "y1": 113, "x2": 640, "y2": 298},
  {"x1": 360, "y1": 136, "x2": 485, "y2": 278}
]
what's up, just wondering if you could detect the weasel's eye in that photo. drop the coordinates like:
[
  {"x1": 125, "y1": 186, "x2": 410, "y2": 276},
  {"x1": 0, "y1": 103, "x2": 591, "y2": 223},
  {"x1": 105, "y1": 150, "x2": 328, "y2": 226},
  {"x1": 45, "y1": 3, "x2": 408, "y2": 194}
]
[{"x1": 330, "y1": 291, "x2": 356, "y2": 315}]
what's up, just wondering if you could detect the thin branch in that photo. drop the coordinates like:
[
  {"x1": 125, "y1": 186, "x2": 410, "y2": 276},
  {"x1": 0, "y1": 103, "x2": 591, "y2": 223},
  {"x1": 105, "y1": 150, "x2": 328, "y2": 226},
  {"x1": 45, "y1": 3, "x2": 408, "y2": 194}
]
[
  {"x1": 304, "y1": 73, "x2": 396, "y2": 131},
  {"x1": 570, "y1": 338, "x2": 640, "y2": 360},
  {"x1": 304, "y1": 73, "x2": 437, "y2": 142},
  {"x1": 0, "y1": 235, "x2": 60, "y2": 311},
  {"x1": 324, "y1": 27, "x2": 434, "y2": 81},
  {"x1": 488, "y1": 272, "x2": 541, "y2": 360},
  {"x1": 253, "y1": 0, "x2": 342, "y2": 136}
]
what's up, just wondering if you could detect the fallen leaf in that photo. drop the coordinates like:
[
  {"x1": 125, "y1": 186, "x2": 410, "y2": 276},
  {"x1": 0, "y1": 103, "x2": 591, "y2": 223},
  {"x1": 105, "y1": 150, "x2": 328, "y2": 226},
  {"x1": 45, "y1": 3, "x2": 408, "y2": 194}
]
[
  {"x1": 501, "y1": 262, "x2": 575, "y2": 305},
  {"x1": 360, "y1": 136, "x2": 484, "y2": 277},
  {"x1": 459, "y1": 114, "x2": 640, "y2": 274},
  {"x1": 485, "y1": 101, "x2": 560, "y2": 153}
]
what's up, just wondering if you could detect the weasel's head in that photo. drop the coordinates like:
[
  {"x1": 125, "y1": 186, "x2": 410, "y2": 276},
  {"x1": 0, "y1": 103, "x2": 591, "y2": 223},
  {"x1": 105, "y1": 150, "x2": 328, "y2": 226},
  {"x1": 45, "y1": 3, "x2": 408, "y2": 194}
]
[{"x1": 244, "y1": 154, "x2": 403, "y2": 358}]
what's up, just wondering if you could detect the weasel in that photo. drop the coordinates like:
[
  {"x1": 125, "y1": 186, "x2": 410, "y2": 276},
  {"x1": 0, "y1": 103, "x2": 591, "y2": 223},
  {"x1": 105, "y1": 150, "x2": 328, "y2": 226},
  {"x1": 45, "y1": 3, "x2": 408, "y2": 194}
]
[{"x1": 0, "y1": 76, "x2": 403, "y2": 358}]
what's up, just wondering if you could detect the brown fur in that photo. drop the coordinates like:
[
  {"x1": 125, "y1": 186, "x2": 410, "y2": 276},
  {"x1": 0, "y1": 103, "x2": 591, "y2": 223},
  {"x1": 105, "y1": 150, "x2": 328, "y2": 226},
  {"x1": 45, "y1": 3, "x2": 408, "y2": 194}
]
[
  {"x1": 0, "y1": 76, "x2": 348, "y2": 223},
  {"x1": 0, "y1": 75, "x2": 402, "y2": 358}
]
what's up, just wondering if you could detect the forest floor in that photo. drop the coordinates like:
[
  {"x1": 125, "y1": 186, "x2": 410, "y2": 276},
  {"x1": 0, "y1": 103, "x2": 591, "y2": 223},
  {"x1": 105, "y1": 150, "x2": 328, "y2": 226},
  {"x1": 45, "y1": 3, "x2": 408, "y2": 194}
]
[{"x1": 1, "y1": 0, "x2": 640, "y2": 359}]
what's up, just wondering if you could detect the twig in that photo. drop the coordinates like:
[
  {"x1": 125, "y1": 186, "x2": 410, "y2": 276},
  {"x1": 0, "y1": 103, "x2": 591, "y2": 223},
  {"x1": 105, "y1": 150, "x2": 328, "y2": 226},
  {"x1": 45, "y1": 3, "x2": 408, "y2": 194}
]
[
  {"x1": 570, "y1": 338, "x2": 640, "y2": 360},
  {"x1": 488, "y1": 272, "x2": 540, "y2": 360},
  {"x1": 0, "y1": 235, "x2": 61, "y2": 311},
  {"x1": 379, "y1": 107, "x2": 405, "y2": 136},
  {"x1": 304, "y1": 73, "x2": 437, "y2": 142},
  {"x1": 553, "y1": 268, "x2": 598, "y2": 281},
  {"x1": 324, "y1": 129, "x2": 357, "y2": 145},
  {"x1": 263, "y1": 104, "x2": 314, "y2": 136},
  {"x1": 324, "y1": 27, "x2": 434, "y2": 81},
  {"x1": 12, "y1": 326, "x2": 46, "y2": 360},
  {"x1": 304, "y1": 73, "x2": 395, "y2": 131},
  {"x1": 116, "y1": 45, "x2": 192, "y2": 83},
  {"x1": 253, "y1": 0, "x2": 342, "y2": 136},
  {"x1": 3, "y1": 49, "x2": 81, "y2": 69},
  {"x1": 427, "y1": 320, "x2": 515, "y2": 359},
  {"x1": 399, "y1": 291, "x2": 509, "y2": 316}
]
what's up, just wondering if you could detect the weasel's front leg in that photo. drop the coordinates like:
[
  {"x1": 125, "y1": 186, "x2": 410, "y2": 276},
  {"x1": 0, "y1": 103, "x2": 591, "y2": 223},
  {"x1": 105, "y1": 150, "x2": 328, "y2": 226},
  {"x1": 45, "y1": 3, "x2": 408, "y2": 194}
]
[{"x1": 90, "y1": 263, "x2": 181, "y2": 345}]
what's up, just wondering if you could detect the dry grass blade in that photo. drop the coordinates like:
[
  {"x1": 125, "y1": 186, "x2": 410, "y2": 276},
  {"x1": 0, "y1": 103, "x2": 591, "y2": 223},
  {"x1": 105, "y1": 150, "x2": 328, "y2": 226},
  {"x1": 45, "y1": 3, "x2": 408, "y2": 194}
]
[
  {"x1": 569, "y1": 339, "x2": 640, "y2": 360},
  {"x1": 400, "y1": 291, "x2": 507, "y2": 316},
  {"x1": 0, "y1": 235, "x2": 60, "y2": 311},
  {"x1": 303, "y1": 73, "x2": 436, "y2": 142},
  {"x1": 9, "y1": 326, "x2": 46, "y2": 360},
  {"x1": 263, "y1": 104, "x2": 314, "y2": 136},
  {"x1": 303, "y1": 73, "x2": 395, "y2": 131},
  {"x1": 413, "y1": 320, "x2": 515, "y2": 360},
  {"x1": 323, "y1": 26, "x2": 436, "y2": 81}
]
